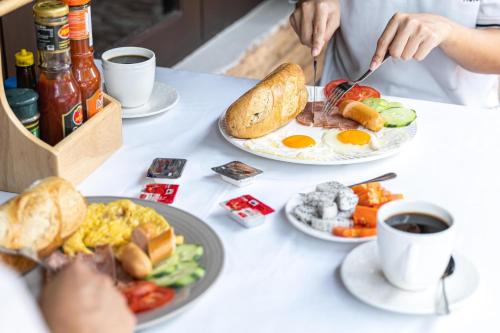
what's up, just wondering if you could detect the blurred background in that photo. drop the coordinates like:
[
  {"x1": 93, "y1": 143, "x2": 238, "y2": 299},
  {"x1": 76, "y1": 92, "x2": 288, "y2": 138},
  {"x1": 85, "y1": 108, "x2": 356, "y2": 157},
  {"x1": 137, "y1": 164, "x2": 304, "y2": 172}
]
[{"x1": 1, "y1": 0, "x2": 322, "y2": 84}]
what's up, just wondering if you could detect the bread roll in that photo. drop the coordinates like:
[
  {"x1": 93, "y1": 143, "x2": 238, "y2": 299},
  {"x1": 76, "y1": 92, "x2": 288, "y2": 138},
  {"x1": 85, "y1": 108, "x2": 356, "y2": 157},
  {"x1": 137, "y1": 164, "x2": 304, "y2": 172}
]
[
  {"x1": 120, "y1": 243, "x2": 152, "y2": 279},
  {"x1": 224, "y1": 63, "x2": 308, "y2": 139},
  {"x1": 339, "y1": 100, "x2": 385, "y2": 132},
  {"x1": 0, "y1": 177, "x2": 87, "y2": 273},
  {"x1": 148, "y1": 228, "x2": 176, "y2": 265}
]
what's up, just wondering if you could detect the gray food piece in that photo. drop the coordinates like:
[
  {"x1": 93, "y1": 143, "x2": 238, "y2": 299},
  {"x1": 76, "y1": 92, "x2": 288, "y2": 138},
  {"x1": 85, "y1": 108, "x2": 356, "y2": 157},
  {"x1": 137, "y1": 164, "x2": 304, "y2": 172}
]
[
  {"x1": 334, "y1": 217, "x2": 353, "y2": 228},
  {"x1": 336, "y1": 187, "x2": 359, "y2": 211},
  {"x1": 318, "y1": 202, "x2": 338, "y2": 220},
  {"x1": 310, "y1": 217, "x2": 336, "y2": 232},
  {"x1": 337, "y1": 208, "x2": 355, "y2": 219},
  {"x1": 293, "y1": 204, "x2": 318, "y2": 225},
  {"x1": 316, "y1": 181, "x2": 345, "y2": 194},
  {"x1": 304, "y1": 191, "x2": 337, "y2": 208}
]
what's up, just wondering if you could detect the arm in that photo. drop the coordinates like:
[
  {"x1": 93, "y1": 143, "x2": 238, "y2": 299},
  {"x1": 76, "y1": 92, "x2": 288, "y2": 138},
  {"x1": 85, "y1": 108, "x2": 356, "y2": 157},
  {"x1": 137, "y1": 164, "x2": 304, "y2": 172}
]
[
  {"x1": 289, "y1": 0, "x2": 340, "y2": 57},
  {"x1": 371, "y1": 12, "x2": 500, "y2": 74}
]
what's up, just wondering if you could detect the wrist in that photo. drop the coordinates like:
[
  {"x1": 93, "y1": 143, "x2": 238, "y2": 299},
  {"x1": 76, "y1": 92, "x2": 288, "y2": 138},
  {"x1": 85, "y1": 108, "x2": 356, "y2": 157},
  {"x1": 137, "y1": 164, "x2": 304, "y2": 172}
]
[{"x1": 439, "y1": 17, "x2": 464, "y2": 50}]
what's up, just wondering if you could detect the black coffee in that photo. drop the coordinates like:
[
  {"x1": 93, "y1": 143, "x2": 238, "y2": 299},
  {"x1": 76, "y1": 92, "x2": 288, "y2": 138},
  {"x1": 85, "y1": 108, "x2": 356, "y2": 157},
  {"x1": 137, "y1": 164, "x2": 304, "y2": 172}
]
[
  {"x1": 108, "y1": 55, "x2": 149, "y2": 64},
  {"x1": 386, "y1": 213, "x2": 449, "y2": 234}
]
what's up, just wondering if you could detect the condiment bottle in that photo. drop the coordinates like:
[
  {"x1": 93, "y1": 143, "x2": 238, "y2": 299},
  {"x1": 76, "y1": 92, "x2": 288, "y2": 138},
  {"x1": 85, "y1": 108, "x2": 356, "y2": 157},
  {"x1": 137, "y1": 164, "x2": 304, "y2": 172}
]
[
  {"x1": 6, "y1": 88, "x2": 40, "y2": 137},
  {"x1": 64, "y1": 0, "x2": 103, "y2": 120},
  {"x1": 34, "y1": 0, "x2": 83, "y2": 146},
  {"x1": 15, "y1": 49, "x2": 37, "y2": 90}
]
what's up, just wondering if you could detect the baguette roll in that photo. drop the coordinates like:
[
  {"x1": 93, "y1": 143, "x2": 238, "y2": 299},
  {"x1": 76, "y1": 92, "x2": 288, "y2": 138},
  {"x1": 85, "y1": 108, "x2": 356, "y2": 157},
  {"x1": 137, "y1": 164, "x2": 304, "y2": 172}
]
[
  {"x1": 224, "y1": 63, "x2": 308, "y2": 139},
  {"x1": 0, "y1": 177, "x2": 87, "y2": 273},
  {"x1": 148, "y1": 228, "x2": 176, "y2": 266}
]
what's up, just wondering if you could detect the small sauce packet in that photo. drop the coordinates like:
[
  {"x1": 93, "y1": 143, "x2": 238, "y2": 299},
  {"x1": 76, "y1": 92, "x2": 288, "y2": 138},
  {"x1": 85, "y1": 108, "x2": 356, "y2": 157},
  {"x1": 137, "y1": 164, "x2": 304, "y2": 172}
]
[
  {"x1": 147, "y1": 158, "x2": 187, "y2": 183},
  {"x1": 140, "y1": 184, "x2": 179, "y2": 204},
  {"x1": 211, "y1": 161, "x2": 262, "y2": 187},
  {"x1": 220, "y1": 194, "x2": 274, "y2": 228}
]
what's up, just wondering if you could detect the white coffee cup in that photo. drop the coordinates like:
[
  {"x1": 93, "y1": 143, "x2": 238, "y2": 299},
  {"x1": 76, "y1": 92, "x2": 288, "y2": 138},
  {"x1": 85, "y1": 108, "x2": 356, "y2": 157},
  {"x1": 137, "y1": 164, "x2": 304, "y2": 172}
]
[
  {"x1": 101, "y1": 47, "x2": 155, "y2": 108},
  {"x1": 377, "y1": 200, "x2": 455, "y2": 291}
]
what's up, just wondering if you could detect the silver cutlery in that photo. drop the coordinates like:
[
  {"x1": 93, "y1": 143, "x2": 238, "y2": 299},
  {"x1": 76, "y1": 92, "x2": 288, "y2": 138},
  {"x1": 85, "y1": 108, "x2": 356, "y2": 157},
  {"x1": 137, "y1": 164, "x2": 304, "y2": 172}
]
[
  {"x1": 322, "y1": 53, "x2": 391, "y2": 115},
  {"x1": 349, "y1": 172, "x2": 397, "y2": 187},
  {"x1": 440, "y1": 256, "x2": 455, "y2": 315}
]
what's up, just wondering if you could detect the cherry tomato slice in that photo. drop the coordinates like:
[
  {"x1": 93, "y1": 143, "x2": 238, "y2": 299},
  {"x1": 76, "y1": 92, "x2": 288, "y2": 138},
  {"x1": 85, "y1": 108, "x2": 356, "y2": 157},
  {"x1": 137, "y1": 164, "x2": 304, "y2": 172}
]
[
  {"x1": 121, "y1": 281, "x2": 157, "y2": 298},
  {"x1": 324, "y1": 79, "x2": 347, "y2": 97},
  {"x1": 128, "y1": 287, "x2": 175, "y2": 313},
  {"x1": 324, "y1": 80, "x2": 381, "y2": 104}
]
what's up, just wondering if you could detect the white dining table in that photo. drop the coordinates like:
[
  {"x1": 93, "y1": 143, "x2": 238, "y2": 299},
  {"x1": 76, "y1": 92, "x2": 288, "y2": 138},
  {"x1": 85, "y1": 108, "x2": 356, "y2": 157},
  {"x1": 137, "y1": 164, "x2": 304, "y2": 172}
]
[{"x1": 1, "y1": 67, "x2": 499, "y2": 333}]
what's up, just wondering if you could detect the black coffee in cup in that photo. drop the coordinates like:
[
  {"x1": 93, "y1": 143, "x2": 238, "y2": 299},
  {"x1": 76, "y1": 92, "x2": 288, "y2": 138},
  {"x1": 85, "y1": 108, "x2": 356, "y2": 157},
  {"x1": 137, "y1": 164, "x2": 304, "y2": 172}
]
[
  {"x1": 386, "y1": 213, "x2": 449, "y2": 234},
  {"x1": 108, "y1": 55, "x2": 150, "y2": 64}
]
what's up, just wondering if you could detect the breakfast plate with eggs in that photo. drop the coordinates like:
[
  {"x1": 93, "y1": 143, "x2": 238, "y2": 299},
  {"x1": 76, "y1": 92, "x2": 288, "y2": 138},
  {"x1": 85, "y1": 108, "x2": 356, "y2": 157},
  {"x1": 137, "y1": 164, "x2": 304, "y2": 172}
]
[{"x1": 219, "y1": 64, "x2": 416, "y2": 165}]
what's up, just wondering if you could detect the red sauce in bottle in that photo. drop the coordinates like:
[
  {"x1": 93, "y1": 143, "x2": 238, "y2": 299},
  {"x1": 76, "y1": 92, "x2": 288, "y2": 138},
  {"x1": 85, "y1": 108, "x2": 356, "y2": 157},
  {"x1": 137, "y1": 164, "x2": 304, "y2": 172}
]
[{"x1": 64, "y1": 0, "x2": 103, "y2": 120}]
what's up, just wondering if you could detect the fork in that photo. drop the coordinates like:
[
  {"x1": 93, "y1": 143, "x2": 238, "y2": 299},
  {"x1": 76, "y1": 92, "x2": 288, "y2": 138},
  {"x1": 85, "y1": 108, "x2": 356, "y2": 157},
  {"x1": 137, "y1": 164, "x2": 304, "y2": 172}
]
[
  {"x1": 0, "y1": 245, "x2": 52, "y2": 272},
  {"x1": 322, "y1": 53, "x2": 391, "y2": 115}
]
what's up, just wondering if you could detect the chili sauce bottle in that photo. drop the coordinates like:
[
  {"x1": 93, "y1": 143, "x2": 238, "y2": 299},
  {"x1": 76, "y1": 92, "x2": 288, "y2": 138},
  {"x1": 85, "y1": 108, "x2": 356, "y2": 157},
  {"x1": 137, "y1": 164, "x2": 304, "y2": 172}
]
[
  {"x1": 34, "y1": 0, "x2": 83, "y2": 146},
  {"x1": 64, "y1": 0, "x2": 103, "y2": 120}
]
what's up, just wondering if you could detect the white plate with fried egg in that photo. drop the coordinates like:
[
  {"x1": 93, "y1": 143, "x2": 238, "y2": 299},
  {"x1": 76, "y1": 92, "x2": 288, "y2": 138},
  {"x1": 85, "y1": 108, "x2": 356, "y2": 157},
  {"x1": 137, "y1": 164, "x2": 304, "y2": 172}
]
[{"x1": 218, "y1": 86, "x2": 417, "y2": 165}]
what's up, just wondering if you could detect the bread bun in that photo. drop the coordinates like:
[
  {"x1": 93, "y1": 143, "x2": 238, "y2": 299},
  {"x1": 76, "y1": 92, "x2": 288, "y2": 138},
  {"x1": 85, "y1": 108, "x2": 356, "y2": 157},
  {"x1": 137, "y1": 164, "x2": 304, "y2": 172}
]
[
  {"x1": 339, "y1": 100, "x2": 385, "y2": 132},
  {"x1": 0, "y1": 177, "x2": 87, "y2": 273},
  {"x1": 224, "y1": 63, "x2": 308, "y2": 139}
]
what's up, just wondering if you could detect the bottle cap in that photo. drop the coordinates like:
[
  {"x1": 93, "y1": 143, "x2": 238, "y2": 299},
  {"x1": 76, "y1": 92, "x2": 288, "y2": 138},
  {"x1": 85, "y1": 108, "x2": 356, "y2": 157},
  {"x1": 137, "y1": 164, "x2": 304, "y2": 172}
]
[
  {"x1": 6, "y1": 89, "x2": 39, "y2": 120},
  {"x1": 15, "y1": 49, "x2": 34, "y2": 67},
  {"x1": 33, "y1": 1, "x2": 69, "y2": 18},
  {"x1": 63, "y1": 0, "x2": 90, "y2": 6}
]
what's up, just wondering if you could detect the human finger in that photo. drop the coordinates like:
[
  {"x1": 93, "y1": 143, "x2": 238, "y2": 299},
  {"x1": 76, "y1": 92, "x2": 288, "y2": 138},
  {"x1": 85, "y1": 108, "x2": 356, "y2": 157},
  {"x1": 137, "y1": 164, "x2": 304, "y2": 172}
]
[
  {"x1": 370, "y1": 12, "x2": 401, "y2": 70},
  {"x1": 413, "y1": 35, "x2": 439, "y2": 61},
  {"x1": 389, "y1": 17, "x2": 419, "y2": 59},
  {"x1": 312, "y1": 4, "x2": 328, "y2": 56},
  {"x1": 401, "y1": 32, "x2": 424, "y2": 60},
  {"x1": 300, "y1": 1, "x2": 314, "y2": 47},
  {"x1": 289, "y1": 12, "x2": 299, "y2": 35}
]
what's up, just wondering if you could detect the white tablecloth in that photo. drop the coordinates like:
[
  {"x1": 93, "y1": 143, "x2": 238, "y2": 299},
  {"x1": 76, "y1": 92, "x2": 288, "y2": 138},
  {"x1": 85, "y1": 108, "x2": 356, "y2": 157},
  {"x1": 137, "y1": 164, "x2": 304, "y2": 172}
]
[{"x1": 2, "y1": 67, "x2": 499, "y2": 333}]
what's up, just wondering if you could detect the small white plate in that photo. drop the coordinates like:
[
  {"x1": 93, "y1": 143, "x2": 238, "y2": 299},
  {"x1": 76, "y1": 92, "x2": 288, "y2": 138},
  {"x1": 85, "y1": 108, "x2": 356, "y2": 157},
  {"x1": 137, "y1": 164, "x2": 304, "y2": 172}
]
[
  {"x1": 341, "y1": 241, "x2": 479, "y2": 315},
  {"x1": 122, "y1": 81, "x2": 179, "y2": 119},
  {"x1": 285, "y1": 186, "x2": 375, "y2": 243}
]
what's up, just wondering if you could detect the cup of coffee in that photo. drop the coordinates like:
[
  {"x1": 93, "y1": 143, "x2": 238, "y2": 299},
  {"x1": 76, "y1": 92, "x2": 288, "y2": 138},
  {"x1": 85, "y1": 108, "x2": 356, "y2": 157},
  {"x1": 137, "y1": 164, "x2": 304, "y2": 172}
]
[
  {"x1": 101, "y1": 47, "x2": 155, "y2": 108},
  {"x1": 377, "y1": 200, "x2": 455, "y2": 291}
]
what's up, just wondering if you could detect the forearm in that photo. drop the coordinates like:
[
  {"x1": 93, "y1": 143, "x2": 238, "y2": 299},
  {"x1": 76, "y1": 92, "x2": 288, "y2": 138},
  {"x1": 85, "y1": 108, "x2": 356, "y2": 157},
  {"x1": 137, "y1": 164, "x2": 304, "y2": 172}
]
[{"x1": 441, "y1": 22, "x2": 500, "y2": 74}]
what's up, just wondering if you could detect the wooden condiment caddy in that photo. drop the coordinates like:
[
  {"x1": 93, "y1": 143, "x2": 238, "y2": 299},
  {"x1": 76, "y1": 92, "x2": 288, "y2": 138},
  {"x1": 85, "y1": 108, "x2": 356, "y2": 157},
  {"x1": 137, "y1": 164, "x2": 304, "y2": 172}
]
[{"x1": 0, "y1": 0, "x2": 123, "y2": 193}]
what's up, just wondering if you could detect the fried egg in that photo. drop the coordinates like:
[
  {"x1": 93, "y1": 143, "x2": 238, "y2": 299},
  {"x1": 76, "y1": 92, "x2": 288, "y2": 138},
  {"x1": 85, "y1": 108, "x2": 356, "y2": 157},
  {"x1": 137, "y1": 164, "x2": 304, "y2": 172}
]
[
  {"x1": 282, "y1": 135, "x2": 316, "y2": 148},
  {"x1": 323, "y1": 129, "x2": 379, "y2": 155}
]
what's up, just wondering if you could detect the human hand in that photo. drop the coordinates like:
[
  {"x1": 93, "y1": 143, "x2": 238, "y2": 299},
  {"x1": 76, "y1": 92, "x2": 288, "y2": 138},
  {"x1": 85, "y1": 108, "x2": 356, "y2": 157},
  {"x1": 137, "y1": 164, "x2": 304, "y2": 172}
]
[
  {"x1": 40, "y1": 259, "x2": 136, "y2": 333},
  {"x1": 289, "y1": 0, "x2": 340, "y2": 57},
  {"x1": 370, "y1": 12, "x2": 454, "y2": 70}
]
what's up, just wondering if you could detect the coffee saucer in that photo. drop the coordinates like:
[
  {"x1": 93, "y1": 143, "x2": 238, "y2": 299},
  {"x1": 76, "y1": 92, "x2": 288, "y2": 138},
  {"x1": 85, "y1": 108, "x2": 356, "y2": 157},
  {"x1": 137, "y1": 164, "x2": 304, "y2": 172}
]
[
  {"x1": 121, "y1": 81, "x2": 179, "y2": 119},
  {"x1": 340, "y1": 241, "x2": 479, "y2": 315}
]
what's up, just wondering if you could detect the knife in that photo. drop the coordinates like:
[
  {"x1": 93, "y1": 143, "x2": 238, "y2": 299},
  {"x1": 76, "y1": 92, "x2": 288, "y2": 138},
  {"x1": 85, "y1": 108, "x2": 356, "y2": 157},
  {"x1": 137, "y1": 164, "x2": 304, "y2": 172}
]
[{"x1": 313, "y1": 57, "x2": 317, "y2": 111}]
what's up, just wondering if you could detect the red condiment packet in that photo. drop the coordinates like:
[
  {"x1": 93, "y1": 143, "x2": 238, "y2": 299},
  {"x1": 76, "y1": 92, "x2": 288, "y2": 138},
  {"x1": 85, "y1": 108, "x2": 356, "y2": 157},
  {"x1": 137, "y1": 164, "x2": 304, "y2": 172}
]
[
  {"x1": 140, "y1": 184, "x2": 179, "y2": 204},
  {"x1": 223, "y1": 195, "x2": 274, "y2": 215}
]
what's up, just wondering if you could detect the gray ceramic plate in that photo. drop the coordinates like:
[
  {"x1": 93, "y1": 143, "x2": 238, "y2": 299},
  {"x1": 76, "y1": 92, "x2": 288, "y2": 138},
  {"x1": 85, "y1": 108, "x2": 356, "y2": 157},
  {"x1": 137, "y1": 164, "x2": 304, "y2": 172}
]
[{"x1": 24, "y1": 197, "x2": 224, "y2": 331}]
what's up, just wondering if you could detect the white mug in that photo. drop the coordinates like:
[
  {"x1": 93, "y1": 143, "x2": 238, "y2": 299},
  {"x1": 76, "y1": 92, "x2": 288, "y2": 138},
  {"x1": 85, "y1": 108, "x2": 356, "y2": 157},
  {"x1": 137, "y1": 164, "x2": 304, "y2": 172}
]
[
  {"x1": 377, "y1": 200, "x2": 455, "y2": 291},
  {"x1": 101, "y1": 47, "x2": 156, "y2": 108}
]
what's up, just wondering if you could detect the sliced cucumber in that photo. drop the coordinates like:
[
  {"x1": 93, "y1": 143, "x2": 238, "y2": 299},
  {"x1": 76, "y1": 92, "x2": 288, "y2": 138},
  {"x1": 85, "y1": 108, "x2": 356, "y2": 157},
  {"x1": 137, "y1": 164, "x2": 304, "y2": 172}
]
[
  {"x1": 151, "y1": 261, "x2": 204, "y2": 287},
  {"x1": 362, "y1": 98, "x2": 403, "y2": 113},
  {"x1": 380, "y1": 107, "x2": 417, "y2": 127},
  {"x1": 176, "y1": 244, "x2": 204, "y2": 262},
  {"x1": 148, "y1": 254, "x2": 179, "y2": 278}
]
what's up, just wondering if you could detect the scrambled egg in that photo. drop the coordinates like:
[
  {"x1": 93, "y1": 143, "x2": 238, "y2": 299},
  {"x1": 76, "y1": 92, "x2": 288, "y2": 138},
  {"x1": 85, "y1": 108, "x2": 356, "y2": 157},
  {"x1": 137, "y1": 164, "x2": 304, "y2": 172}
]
[{"x1": 63, "y1": 199, "x2": 169, "y2": 255}]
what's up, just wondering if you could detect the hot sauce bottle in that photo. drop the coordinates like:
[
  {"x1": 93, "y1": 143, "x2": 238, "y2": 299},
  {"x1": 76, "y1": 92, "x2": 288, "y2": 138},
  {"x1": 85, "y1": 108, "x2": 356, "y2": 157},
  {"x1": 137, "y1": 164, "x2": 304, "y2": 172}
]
[
  {"x1": 64, "y1": 0, "x2": 103, "y2": 120},
  {"x1": 34, "y1": 1, "x2": 83, "y2": 146}
]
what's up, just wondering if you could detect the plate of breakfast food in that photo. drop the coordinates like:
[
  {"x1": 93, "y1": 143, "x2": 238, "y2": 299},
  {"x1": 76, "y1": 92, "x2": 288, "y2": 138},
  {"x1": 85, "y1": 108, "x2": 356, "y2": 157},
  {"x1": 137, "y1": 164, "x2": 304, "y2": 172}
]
[
  {"x1": 219, "y1": 63, "x2": 417, "y2": 165},
  {"x1": 285, "y1": 179, "x2": 403, "y2": 242},
  {"x1": 0, "y1": 178, "x2": 224, "y2": 331}
]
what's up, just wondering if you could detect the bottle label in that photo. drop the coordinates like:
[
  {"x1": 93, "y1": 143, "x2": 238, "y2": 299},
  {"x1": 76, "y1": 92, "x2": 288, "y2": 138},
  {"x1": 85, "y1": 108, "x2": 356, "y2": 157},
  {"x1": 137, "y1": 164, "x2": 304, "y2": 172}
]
[
  {"x1": 35, "y1": 23, "x2": 70, "y2": 51},
  {"x1": 25, "y1": 120, "x2": 40, "y2": 138},
  {"x1": 85, "y1": 88, "x2": 103, "y2": 118},
  {"x1": 62, "y1": 103, "x2": 84, "y2": 137},
  {"x1": 68, "y1": 4, "x2": 93, "y2": 46}
]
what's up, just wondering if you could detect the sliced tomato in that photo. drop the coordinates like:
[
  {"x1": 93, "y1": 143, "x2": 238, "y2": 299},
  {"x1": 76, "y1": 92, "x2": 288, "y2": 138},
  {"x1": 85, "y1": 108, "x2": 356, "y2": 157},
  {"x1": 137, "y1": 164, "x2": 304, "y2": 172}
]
[
  {"x1": 121, "y1": 281, "x2": 175, "y2": 314},
  {"x1": 324, "y1": 80, "x2": 381, "y2": 104},
  {"x1": 324, "y1": 79, "x2": 347, "y2": 97}
]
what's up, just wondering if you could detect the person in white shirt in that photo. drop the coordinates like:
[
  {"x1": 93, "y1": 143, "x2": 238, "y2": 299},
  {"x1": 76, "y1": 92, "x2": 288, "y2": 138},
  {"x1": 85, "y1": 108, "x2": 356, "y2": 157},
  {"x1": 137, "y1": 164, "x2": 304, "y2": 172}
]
[
  {"x1": 290, "y1": 0, "x2": 500, "y2": 107},
  {"x1": 0, "y1": 259, "x2": 135, "y2": 333}
]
